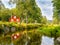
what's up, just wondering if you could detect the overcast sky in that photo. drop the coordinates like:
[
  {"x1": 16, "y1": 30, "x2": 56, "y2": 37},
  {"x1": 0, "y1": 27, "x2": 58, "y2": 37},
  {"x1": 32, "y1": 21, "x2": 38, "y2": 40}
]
[
  {"x1": 1, "y1": 0, "x2": 16, "y2": 9},
  {"x1": 36, "y1": 0, "x2": 53, "y2": 20},
  {"x1": 1, "y1": 0, "x2": 53, "y2": 20}
]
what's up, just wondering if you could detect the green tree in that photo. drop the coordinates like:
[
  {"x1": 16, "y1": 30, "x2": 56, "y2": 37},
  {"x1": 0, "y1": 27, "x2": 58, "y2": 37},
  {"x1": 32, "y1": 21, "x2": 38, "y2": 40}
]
[
  {"x1": 41, "y1": 16, "x2": 47, "y2": 24},
  {"x1": 0, "y1": 0, "x2": 5, "y2": 10},
  {"x1": 9, "y1": 0, "x2": 43, "y2": 23},
  {"x1": 0, "y1": 8, "x2": 11, "y2": 21},
  {"x1": 0, "y1": 0, "x2": 43, "y2": 23},
  {"x1": 53, "y1": 0, "x2": 60, "y2": 24}
]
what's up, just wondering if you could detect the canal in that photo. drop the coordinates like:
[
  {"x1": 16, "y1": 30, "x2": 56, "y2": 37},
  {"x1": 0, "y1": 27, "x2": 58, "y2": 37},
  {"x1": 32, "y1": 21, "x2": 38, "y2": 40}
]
[{"x1": 0, "y1": 29, "x2": 60, "y2": 45}]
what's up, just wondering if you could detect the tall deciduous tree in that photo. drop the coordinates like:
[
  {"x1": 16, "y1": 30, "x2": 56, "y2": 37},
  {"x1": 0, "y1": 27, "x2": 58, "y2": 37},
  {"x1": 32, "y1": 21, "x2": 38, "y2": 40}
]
[
  {"x1": 18, "y1": 0, "x2": 42, "y2": 23},
  {"x1": 0, "y1": 0, "x2": 5, "y2": 10},
  {"x1": 53, "y1": 0, "x2": 60, "y2": 24},
  {"x1": 9, "y1": 0, "x2": 43, "y2": 23},
  {"x1": 0, "y1": 0, "x2": 43, "y2": 23}
]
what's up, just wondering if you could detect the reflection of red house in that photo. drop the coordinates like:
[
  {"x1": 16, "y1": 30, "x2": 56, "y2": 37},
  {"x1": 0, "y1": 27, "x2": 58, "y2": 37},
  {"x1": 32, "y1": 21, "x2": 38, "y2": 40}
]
[
  {"x1": 11, "y1": 33, "x2": 20, "y2": 40},
  {"x1": 9, "y1": 16, "x2": 20, "y2": 22}
]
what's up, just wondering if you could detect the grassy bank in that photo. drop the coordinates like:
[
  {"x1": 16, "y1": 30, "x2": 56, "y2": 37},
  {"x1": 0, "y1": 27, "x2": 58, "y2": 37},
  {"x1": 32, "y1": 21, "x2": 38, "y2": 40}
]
[
  {"x1": 0, "y1": 21, "x2": 43, "y2": 35},
  {"x1": 0, "y1": 21, "x2": 60, "y2": 38},
  {"x1": 38, "y1": 24, "x2": 60, "y2": 38}
]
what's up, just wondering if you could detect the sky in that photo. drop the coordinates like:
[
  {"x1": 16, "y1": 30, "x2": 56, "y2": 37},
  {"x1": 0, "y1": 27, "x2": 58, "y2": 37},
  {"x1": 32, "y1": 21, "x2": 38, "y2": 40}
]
[
  {"x1": 36, "y1": 0, "x2": 53, "y2": 20},
  {"x1": 1, "y1": 0, "x2": 53, "y2": 20},
  {"x1": 1, "y1": 0, "x2": 16, "y2": 9}
]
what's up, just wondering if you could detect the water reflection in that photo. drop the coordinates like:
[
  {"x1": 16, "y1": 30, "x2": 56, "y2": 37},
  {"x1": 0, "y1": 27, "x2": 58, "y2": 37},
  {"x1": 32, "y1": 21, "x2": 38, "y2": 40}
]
[
  {"x1": 54, "y1": 37, "x2": 60, "y2": 45},
  {"x1": 0, "y1": 35, "x2": 60, "y2": 45},
  {"x1": 41, "y1": 36, "x2": 54, "y2": 45}
]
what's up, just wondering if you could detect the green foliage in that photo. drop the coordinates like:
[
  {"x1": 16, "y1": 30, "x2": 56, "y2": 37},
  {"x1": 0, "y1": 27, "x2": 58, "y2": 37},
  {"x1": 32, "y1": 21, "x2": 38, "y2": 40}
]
[
  {"x1": 53, "y1": 0, "x2": 60, "y2": 23},
  {"x1": 0, "y1": 9, "x2": 12, "y2": 21},
  {"x1": 13, "y1": 30, "x2": 42, "y2": 45},
  {"x1": 27, "y1": 24, "x2": 42, "y2": 30},
  {"x1": 0, "y1": 0, "x2": 43, "y2": 23},
  {"x1": 8, "y1": 0, "x2": 43, "y2": 23},
  {"x1": 39, "y1": 25, "x2": 60, "y2": 38},
  {"x1": 41, "y1": 16, "x2": 47, "y2": 24},
  {"x1": 0, "y1": 0, "x2": 5, "y2": 10},
  {"x1": 0, "y1": 22, "x2": 42, "y2": 35},
  {"x1": 1, "y1": 21, "x2": 60, "y2": 39},
  {"x1": 0, "y1": 30, "x2": 42, "y2": 45}
]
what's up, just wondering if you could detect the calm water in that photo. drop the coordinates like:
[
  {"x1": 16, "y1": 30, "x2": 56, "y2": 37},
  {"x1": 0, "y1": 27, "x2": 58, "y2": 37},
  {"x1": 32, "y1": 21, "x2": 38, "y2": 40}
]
[
  {"x1": 41, "y1": 36, "x2": 54, "y2": 45},
  {"x1": 0, "y1": 36, "x2": 59, "y2": 45}
]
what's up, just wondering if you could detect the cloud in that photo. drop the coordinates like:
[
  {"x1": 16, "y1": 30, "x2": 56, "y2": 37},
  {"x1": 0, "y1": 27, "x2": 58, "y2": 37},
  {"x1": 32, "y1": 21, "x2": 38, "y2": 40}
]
[
  {"x1": 36, "y1": 0, "x2": 53, "y2": 20},
  {"x1": 1, "y1": 0, "x2": 16, "y2": 9}
]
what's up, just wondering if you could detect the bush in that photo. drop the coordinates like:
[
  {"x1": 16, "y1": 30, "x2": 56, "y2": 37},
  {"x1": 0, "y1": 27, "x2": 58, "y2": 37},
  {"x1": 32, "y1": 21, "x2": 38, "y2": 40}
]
[
  {"x1": 38, "y1": 25, "x2": 60, "y2": 38},
  {"x1": 27, "y1": 23, "x2": 43, "y2": 29},
  {"x1": 0, "y1": 22, "x2": 42, "y2": 35}
]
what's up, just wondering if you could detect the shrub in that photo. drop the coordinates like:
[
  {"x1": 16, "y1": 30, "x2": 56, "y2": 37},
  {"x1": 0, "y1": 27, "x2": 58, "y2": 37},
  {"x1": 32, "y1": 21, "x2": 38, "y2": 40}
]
[
  {"x1": 38, "y1": 25, "x2": 60, "y2": 38},
  {"x1": 0, "y1": 22, "x2": 42, "y2": 35}
]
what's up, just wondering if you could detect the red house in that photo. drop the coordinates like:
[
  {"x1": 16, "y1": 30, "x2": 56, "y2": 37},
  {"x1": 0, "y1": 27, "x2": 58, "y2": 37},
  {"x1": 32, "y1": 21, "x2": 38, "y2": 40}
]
[{"x1": 9, "y1": 16, "x2": 20, "y2": 23}]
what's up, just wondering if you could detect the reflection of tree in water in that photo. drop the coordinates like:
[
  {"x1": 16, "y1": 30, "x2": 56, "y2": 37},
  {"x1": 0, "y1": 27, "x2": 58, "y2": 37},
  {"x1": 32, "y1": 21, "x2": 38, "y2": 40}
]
[
  {"x1": 13, "y1": 30, "x2": 42, "y2": 45},
  {"x1": 0, "y1": 36, "x2": 11, "y2": 45},
  {"x1": 54, "y1": 37, "x2": 60, "y2": 45},
  {"x1": 27, "y1": 31, "x2": 42, "y2": 45}
]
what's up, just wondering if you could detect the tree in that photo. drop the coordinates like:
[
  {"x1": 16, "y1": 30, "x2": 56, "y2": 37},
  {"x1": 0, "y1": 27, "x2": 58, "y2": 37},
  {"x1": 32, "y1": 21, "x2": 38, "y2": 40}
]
[
  {"x1": 0, "y1": 0, "x2": 43, "y2": 23},
  {"x1": 53, "y1": 0, "x2": 60, "y2": 24},
  {"x1": 9, "y1": 0, "x2": 43, "y2": 23},
  {"x1": 41, "y1": 16, "x2": 47, "y2": 24},
  {"x1": 0, "y1": 0, "x2": 5, "y2": 10}
]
